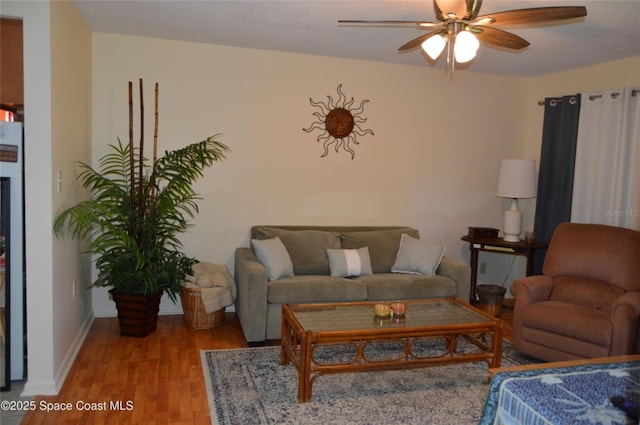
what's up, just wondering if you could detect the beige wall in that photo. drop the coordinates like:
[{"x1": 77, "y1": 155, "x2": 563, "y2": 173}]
[
  {"x1": 91, "y1": 33, "x2": 535, "y2": 315},
  {"x1": 90, "y1": 35, "x2": 640, "y2": 316},
  {"x1": 49, "y1": 0, "x2": 93, "y2": 393}
]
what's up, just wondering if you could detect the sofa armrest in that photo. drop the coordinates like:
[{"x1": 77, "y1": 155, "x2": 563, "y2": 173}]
[
  {"x1": 510, "y1": 275, "x2": 553, "y2": 351},
  {"x1": 437, "y1": 256, "x2": 471, "y2": 303},
  {"x1": 234, "y1": 247, "x2": 269, "y2": 342},
  {"x1": 611, "y1": 291, "x2": 640, "y2": 355},
  {"x1": 511, "y1": 276, "x2": 553, "y2": 307}
]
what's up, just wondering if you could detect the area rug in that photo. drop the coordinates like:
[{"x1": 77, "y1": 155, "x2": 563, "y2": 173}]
[{"x1": 201, "y1": 339, "x2": 537, "y2": 425}]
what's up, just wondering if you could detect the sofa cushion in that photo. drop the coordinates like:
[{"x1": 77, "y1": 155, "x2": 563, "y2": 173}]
[
  {"x1": 356, "y1": 273, "x2": 456, "y2": 300},
  {"x1": 253, "y1": 227, "x2": 340, "y2": 275},
  {"x1": 391, "y1": 233, "x2": 445, "y2": 276},
  {"x1": 251, "y1": 237, "x2": 294, "y2": 281},
  {"x1": 521, "y1": 301, "x2": 611, "y2": 346},
  {"x1": 326, "y1": 247, "x2": 373, "y2": 277},
  {"x1": 340, "y1": 228, "x2": 420, "y2": 273},
  {"x1": 267, "y1": 275, "x2": 367, "y2": 304}
]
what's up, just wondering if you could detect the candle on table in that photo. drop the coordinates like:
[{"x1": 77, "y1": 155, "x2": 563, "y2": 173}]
[
  {"x1": 374, "y1": 303, "x2": 390, "y2": 317},
  {"x1": 391, "y1": 302, "x2": 406, "y2": 317}
]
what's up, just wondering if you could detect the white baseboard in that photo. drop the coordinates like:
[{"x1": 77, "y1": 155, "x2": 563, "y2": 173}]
[
  {"x1": 22, "y1": 310, "x2": 95, "y2": 396},
  {"x1": 21, "y1": 380, "x2": 58, "y2": 397}
]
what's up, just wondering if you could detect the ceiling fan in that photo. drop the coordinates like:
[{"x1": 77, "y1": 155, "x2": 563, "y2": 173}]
[{"x1": 339, "y1": 0, "x2": 587, "y2": 72}]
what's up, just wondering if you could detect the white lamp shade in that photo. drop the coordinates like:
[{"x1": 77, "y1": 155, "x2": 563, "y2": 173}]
[
  {"x1": 422, "y1": 34, "x2": 447, "y2": 60},
  {"x1": 497, "y1": 159, "x2": 537, "y2": 199},
  {"x1": 454, "y1": 31, "x2": 479, "y2": 63}
]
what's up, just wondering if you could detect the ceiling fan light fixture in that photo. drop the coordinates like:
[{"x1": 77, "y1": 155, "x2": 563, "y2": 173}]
[
  {"x1": 421, "y1": 34, "x2": 447, "y2": 60},
  {"x1": 341, "y1": 1, "x2": 588, "y2": 73},
  {"x1": 453, "y1": 30, "x2": 479, "y2": 63}
]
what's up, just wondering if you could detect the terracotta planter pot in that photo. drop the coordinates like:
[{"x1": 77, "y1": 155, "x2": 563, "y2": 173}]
[{"x1": 110, "y1": 290, "x2": 162, "y2": 337}]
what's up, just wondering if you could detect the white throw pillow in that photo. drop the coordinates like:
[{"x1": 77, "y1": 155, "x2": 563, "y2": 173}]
[
  {"x1": 326, "y1": 247, "x2": 373, "y2": 277},
  {"x1": 251, "y1": 237, "x2": 294, "y2": 281},
  {"x1": 391, "y1": 233, "x2": 445, "y2": 276}
]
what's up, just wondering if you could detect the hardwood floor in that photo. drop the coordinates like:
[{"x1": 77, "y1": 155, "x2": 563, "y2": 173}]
[
  {"x1": 21, "y1": 314, "x2": 247, "y2": 425},
  {"x1": 20, "y1": 305, "x2": 513, "y2": 424}
]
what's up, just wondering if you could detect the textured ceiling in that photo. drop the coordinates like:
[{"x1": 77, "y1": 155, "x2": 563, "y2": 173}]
[{"x1": 73, "y1": 0, "x2": 640, "y2": 77}]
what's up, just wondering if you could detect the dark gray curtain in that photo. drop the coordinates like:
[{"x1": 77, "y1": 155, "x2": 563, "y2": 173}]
[{"x1": 532, "y1": 94, "x2": 581, "y2": 274}]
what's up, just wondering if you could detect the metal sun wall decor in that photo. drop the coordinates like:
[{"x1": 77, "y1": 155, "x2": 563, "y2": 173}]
[{"x1": 303, "y1": 84, "x2": 374, "y2": 159}]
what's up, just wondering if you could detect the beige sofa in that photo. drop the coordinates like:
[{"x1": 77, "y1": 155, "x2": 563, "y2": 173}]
[{"x1": 234, "y1": 225, "x2": 470, "y2": 343}]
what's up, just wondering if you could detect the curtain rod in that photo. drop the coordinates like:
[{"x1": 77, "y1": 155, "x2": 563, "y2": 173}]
[{"x1": 537, "y1": 89, "x2": 639, "y2": 106}]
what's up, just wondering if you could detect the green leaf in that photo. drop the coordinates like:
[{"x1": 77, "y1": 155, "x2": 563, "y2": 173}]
[{"x1": 53, "y1": 133, "x2": 229, "y2": 298}]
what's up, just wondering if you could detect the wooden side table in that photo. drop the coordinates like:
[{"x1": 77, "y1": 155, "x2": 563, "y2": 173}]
[{"x1": 461, "y1": 235, "x2": 547, "y2": 303}]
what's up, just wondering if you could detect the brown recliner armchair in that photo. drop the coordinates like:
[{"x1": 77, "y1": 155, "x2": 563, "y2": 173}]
[{"x1": 511, "y1": 222, "x2": 640, "y2": 362}]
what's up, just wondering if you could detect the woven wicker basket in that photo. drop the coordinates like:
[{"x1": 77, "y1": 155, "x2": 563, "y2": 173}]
[{"x1": 180, "y1": 286, "x2": 225, "y2": 329}]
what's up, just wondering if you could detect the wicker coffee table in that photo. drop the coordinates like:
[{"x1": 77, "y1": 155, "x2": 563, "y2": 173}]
[{"x1": 281, "y1": 298, "x2": 503, "y2": 402}]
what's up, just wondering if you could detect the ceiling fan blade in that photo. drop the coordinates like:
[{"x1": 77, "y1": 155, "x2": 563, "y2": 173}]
[
  {"x1": 338, "y1": 20, "x2": 442, "y2": 28},
  {"x1": 474, "y1": 6, "x2": 587, "y2": 26},
  {"x1": 474, "y1": 26, "x2": 529, "y2": 50},
  {"x1": 398, "y1": 30, "x2": 443, "y2": 51}
]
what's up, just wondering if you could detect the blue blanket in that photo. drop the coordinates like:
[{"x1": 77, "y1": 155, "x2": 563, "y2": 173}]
[{"x1": 480, "y1": 360, "x2": 640, "y2": 425}]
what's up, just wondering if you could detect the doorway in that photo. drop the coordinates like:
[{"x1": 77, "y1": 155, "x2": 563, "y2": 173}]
[{"x1": 0, "y1": 17, "x2": 26, "y2": 391}]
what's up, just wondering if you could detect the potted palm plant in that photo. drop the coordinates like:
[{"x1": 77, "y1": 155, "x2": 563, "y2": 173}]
[{"x1": 53, "y1": 80, "x2": 229, "y2": 337}]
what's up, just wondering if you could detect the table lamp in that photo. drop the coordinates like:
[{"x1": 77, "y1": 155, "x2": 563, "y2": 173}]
[{"x1": 497, "y1": 159, "x2": 537, "y2": 242}]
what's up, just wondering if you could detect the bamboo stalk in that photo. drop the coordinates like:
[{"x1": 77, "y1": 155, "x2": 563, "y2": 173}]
[
  {"x1": 138, "y1": 79, "x2": 144, "y2": 225},
  {"x1": 128, "y1": 81, "x2": 135, "y2": 211},
  {"x1": 153, "y1": 82, "x2": 159, "y2": 166}
]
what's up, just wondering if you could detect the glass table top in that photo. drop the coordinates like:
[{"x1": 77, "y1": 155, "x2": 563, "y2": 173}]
[{"x1": 289, "y1": 299, "x2": 493, "y2": 332}]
